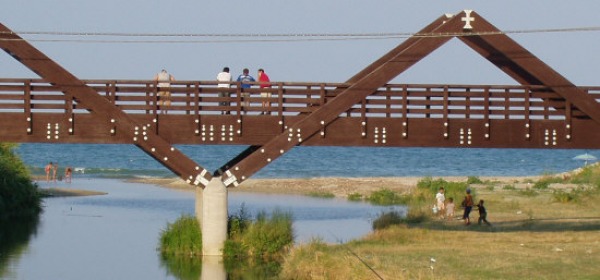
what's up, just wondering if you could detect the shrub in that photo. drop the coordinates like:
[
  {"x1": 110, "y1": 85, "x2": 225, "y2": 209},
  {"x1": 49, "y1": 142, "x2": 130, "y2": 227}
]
[
  {"x1": 241, "y1": 210, "x2": 294, "y2": 257},
  {"x1": 467, "y1": 176, "x2": 483, "y2": 184},
  {"x1": 553, "y1": 190, "x2": 577, "y2": 203},
  {"x1": 347, "y1": 193, "x2": 363, "y2": 202},
  {"x1": 372, "y1": 211, "x2": 404, "y2": 230},
  {"x1": 533, "y1": 176, "x2": 563, "y2": 190},
  {"x1": 306, "y1": 191, "x2": 335, "y2": 199},
  {"x1": 0, "y1": 143, "x2": 41, "y2": 219},
  {"x1": 367, "y1": 189, "x2": 406, "y2": 205},
  {"x1": 159, "y1": 215, "x2": 202, "y2": 256}
]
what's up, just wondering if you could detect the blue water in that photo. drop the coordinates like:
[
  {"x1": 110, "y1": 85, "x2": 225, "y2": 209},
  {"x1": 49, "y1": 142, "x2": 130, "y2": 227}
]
[{"x1": 15, "y1": 143, "x2": 597, "y2": 179}]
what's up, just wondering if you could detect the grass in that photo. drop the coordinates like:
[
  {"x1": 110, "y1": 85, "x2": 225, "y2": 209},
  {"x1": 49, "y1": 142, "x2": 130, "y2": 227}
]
[
  {"x1": 280, "y1": 170, "x2": 600, "y2": 279},
  {"x1": 306, "y1": 191, "x2": 335, "y2": 199},
  {"x1": 159, "y1": 215, "x2": 202, "y2": 256},
  {"x1": 160, "y1": 204, "x2": 294, "y2": 260}
]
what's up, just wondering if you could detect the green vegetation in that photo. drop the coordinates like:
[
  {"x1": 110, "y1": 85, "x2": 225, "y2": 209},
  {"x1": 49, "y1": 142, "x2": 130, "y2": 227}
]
[
  {"x1": 366, "y1": 189, "x2": 406, "y2": 205},
  {"x1": 224, "y1": 208, "x2": 293, "y2": 258},
  {"x1": 306, "y1": 191, "x2": 335, "y2": 199},
  {"x1": 347, "y1": 192, "x2": 363, "y2": 201},
  {"x1": 160, "y1": 206, "x2": 293, "y2": 259},
  {"x1": 159, "y1": 215, "x2": 202, "y2": 256},
  {"x1": 281, "y1": 168, "x2": 600, "y2": 279},
  {"x1": 0, "y1": 143, "x2": 41, "y2": 219}
]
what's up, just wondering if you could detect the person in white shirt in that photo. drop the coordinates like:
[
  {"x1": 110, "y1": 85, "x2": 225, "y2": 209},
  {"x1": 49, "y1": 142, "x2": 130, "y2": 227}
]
[
  {"x1": 216, "y1": 67, "x2": 232, "y2": 114},
  {"x1": 435, "y1": 187, "x2": 446, "y2": 218}
]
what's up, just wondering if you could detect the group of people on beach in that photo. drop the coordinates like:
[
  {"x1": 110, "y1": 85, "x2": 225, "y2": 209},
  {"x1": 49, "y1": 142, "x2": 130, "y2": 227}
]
[
  {"x1": 153, "y1": 67, "x2": 271, "y2": 115},
  {"x1": 434, "y1": 187, "x2": 490, "y2": 226},
  {"x1": 44, "y1": 162, "x2": 72, "y2": 183}
]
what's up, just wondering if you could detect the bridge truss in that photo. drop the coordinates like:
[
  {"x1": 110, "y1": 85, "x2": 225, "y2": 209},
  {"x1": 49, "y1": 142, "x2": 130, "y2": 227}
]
[{"x1": 1, "y1": 10, "x2": 600, "y2": 188}]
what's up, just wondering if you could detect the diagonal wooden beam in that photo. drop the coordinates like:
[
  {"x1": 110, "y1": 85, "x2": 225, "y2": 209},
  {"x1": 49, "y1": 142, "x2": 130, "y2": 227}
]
[
  {"x1": 0, "y1": 23, "x2": 213, "y2": 187},
  {"x1": 220, "y1": 13, "x2": 468, "y2": 187},
  {"x1": 457, "y1": 11, "x2": 600, "y2": 124},
  {"x1": 215, "y1": 15, "x2": 455, "y2": 183}
]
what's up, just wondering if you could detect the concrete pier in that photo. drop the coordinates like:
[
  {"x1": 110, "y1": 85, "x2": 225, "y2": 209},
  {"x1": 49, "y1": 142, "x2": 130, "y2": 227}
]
[
  {"x1": 195, "y1": 187, "x2": 203, "y2": 227},
  {"x1": 201, "y1": 177, "x2": 228, "y2": 256}
]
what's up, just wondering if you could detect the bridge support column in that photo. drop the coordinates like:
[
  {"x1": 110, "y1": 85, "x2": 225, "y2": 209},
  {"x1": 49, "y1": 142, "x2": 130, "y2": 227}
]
[
  {"x1": 201, "y1": 177, "x2": 228, "y2": 256},
  {"x1": 195, "y1": 187, "x2": 203, "y2": 227}
]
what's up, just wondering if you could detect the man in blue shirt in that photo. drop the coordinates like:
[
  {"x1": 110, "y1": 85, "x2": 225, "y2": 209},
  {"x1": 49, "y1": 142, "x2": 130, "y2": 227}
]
[{"x1": 236, "y1": 68, "x2": 255, "y2": 110}]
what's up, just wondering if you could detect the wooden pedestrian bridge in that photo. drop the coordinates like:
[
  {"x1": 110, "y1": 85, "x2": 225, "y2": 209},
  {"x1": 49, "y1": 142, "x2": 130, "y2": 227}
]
[{"x1": 2, "y1": 10, "x2": 600, "y2": 189}]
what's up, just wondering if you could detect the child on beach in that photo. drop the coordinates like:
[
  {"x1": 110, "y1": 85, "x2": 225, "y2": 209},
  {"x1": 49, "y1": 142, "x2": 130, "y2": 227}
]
[
  {"x1": 477, "y1": 199, "x2": 491, "y2": 226},
  {"x1": 446, "y1": 197, "x2": 455, "y2": 220}
]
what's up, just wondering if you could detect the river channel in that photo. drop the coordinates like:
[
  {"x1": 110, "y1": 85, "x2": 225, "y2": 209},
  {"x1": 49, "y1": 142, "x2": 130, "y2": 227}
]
[{"x1": 2, "y1": 178, "x2": 404, "y2": 279}]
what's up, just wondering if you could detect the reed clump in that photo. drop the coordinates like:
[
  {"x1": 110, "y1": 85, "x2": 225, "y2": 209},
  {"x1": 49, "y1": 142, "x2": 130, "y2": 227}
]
[{"x1": 159, "y1": 205, "x2": 294, "y2": 259}]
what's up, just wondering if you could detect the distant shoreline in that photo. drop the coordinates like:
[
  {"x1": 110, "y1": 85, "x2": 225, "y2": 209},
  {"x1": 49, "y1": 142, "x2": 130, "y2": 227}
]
[{"x1": 127, "y1": 175, "x2": 546, "y2": 197}]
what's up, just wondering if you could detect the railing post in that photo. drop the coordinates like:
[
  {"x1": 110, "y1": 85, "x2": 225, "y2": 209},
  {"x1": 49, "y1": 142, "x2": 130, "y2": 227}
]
[
  {"x1": 25, "y1": 80, "x2": 32, "y2": 135},
  {"x1": 277, "y1": 83, "x2": 284, "y2": 117}
]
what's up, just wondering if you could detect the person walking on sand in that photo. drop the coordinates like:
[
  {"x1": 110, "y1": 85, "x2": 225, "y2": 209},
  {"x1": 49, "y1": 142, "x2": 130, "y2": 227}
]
[
  {"x1": 435, "y1": 187, "x2": 446, "y2": 219},
  {"x1": 217, "y1": 67, "x2": 232, "y2": 114},
  {"x1": 462, "y1": 188, "x2": 474, "y2": 225},
  {"x1": 45, "y1": 162, "x2": 53, "y2": 182},
  {"x1": 153, "y1": 69, "x2": 175, "y2": 114},
  {"x1": 258, "y1": 68, "x2": 271, "y2": 114},
  {"x1": 477, "y1": 199, "x2": 491, "y2": 225},
  {"x1": 236, "y1": 68, "x2": 255, "y2": 110}
]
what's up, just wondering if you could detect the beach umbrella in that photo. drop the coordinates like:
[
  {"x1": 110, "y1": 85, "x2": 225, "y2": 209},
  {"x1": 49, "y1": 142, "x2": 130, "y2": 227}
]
[{"x1": 572, "y1": 153, "x2": 597, "y2": 166}]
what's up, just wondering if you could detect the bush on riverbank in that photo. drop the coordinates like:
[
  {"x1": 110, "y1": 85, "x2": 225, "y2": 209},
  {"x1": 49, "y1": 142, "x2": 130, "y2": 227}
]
[
  {"x1": 0, "y1": 143, "x2": 41, "y2": 219},
  {"x1": 160, "y1": 215, "x2": 202, "y2": 256},
  {"x1": 159, "y1": 207, "x2": 294, "y2": 259},
  {"x1": 224, "y1": 207, "x2": 294, "y2": 258}
]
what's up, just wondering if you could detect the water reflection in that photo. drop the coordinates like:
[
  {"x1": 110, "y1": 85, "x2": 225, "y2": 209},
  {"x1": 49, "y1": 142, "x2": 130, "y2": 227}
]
[
  {"x1": 7, "y1": 179, "x2": 403, "y2": 279},
  {"x1": 161, "y1": 254, "x2": 282, "y2": 280},
  {"x1": 0, "y1": 215, "x2": 40, "y2": 278}
]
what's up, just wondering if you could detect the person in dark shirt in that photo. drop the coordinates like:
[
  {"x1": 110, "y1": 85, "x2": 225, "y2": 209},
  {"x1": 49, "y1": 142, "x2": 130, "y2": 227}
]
[{"x1": 477, "y1": 199, "x2": 491, "y2": 226}]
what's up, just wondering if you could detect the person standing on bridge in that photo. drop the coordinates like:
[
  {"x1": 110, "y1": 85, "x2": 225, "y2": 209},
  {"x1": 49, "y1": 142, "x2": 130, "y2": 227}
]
[
  {"x1": 153, "y1": 69, "x2": 175, "y2": 114},
  {"x1": 258, "y1": 68, "x2": 271, "y2": 114},
  {"x1": 217, "y1": 67, "x2": 232, "y2": 114},
  {"x1": 236, "y1": 68, "x2": 255, "y2": 112}
]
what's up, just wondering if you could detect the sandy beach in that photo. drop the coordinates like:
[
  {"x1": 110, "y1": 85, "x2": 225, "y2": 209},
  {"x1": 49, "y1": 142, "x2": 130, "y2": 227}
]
[{"x1": 128, "y1": 175, "x2": 550, "y2": 197}]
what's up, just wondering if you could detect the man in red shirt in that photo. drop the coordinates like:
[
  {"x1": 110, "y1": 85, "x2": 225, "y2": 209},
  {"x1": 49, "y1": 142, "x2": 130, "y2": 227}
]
[{"x1": 258, "y1": 68, "x2": 271, "y2": 114}]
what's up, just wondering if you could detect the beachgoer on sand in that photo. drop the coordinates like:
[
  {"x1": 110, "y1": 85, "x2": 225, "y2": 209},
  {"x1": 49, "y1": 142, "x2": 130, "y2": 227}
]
[
  {"x1": 45, "y1": 162, "x2": 53, "y2": 182},
  {"x1": 462, "y1": 188, "x2": 474, "y2": 225},
  {"x1": 477, "y1": 199, "x2": 491, "y2": 225}
]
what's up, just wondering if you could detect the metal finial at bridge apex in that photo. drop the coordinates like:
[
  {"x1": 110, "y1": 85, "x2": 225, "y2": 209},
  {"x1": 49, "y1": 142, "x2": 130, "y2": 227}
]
[{"x1": 462, "y1": 10, "x2": 475, "y2": 30}]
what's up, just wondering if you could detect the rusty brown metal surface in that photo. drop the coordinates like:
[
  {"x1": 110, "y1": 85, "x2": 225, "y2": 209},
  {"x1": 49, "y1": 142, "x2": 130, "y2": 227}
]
[{"x1": 2, "y1": 10, "x2": 600, "y2": 187}]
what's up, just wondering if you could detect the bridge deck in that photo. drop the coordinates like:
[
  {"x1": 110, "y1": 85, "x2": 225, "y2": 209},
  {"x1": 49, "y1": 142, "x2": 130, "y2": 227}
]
[{"x1": 1, "y1": 78, "x2": 600, "y2": 149}]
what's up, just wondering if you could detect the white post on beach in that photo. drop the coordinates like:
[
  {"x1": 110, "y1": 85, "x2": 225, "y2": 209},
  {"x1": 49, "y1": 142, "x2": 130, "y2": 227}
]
[{"x1": 201, "y1": 177, "x2": 228, "y2": 256}]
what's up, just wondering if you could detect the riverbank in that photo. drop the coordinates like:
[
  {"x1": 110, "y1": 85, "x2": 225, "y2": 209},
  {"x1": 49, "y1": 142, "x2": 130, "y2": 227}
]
[
  {"x1": 279, "y1": 168, "x2": 600, "y2": 279},
  {"x1": 128, "y1": 175, "x2": 548, "y2": 197}
]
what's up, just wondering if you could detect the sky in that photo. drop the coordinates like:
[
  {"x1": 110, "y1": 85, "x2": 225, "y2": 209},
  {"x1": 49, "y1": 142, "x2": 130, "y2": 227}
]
[{"x1": 1, "y1": 1, "x2": 600, "y2": 86}]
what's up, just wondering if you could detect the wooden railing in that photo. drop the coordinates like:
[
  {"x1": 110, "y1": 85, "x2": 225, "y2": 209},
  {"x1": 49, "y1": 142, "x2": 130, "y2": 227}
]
[{"x1": 1, "y1": 78, "x2": 598, "y2": 121}]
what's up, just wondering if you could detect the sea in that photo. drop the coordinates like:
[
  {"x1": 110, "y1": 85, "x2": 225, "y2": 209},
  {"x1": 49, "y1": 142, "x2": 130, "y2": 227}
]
[{"x1": 14, "y1": 143, "x2": 597, "y2": 179}]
